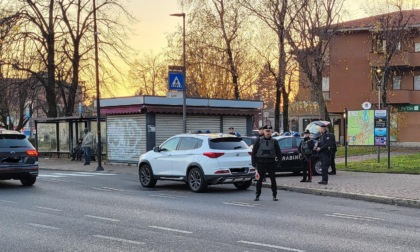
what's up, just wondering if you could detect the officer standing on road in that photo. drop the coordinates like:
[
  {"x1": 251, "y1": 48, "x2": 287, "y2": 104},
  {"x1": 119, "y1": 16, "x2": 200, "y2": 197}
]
[
  {"x1": 298, "y1": 129, "x2": 315, "y2": 182},
  {"x1": 315, "y1": 124, "x2": 333, "y2": 185},
  {"x1": 252, "y1": 125, "x2": 282, "y2": 201}
]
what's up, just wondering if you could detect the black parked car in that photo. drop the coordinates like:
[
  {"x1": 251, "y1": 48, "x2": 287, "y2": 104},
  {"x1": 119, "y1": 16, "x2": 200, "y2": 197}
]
[
  {"x1": 0, "y1": 130, "x2": 39, "y2": 186},
  {"x1": 273, "y1": 135, "x2": 323, "y2": 175}
]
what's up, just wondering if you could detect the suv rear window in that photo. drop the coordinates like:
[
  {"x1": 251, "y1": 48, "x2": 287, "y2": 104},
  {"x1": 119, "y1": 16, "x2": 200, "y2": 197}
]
[
  {"x1": 0, "y1": 135, "x2": 33, "y2": 148},
  {"x1": 209, "y1": 138, "x2": 248, "y2": 150}
]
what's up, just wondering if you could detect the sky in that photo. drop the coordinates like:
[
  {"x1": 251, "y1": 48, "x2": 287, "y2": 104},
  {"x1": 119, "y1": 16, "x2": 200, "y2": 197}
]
[
  {"x1": 109, "y1": 0, "x2": 387, "y2": 97},
  {"x1": 125, "y1": 0, "x2": 369, "y2": 53}
]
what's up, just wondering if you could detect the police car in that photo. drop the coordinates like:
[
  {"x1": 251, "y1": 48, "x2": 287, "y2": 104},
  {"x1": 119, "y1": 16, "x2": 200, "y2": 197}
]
[
  {"x1": 138, "y1": 133, "x2": 256, "y2": 192},
  {"x1": 272, "y1": 135, "x2": 324, "y2": 175}
]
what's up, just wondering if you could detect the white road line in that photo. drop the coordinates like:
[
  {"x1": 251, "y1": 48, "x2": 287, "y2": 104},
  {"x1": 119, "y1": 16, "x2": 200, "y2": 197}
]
[
  {"x1": 325, "y1": 214, "x2": 376, "y2": 221},
  {"x1": 333, "y1": 213, "x2": 385, "y2": 221},
  {"x1": 29, "y1": 223, "x2": 60, "y2": 230},
  {"x1": 35, "y1": 206, "x2": 62, "y2": 212},
  {"x1": 41, "y1": 178, "x2": 71, "y2": 183},
  {"x1": 237, "y1": 240, "x2": 305, "y2": 252},
  {"x1": 148, "y1": 225, "x2": 193, "y2": 234},
  {"x1": 38, "y1": 175, "x2": 65, "y2": 178},
  {"x1": 75, "y1": 172, "x2": 117, "y2": 176},
  {"x1": 91, "y1": 187, "x2": 124, "y2": 192},
  {"x1": 84, "y1": 215, "x2": 120, "y2": 222},
  {"x1": 52, "y1": 173, "x2": 93, "y2": 177},
  {"x1": 149, "y1": 194, "x2": 186, "y2": 198},
  {"x1": 0, "y1": 200, "x2": 18, "y2": 204},
  {"x1": 223, "y1": 202, "x2": 264, "y2": 207},
  {"x1": 93, "y1": 235, "x2": 145, "y2": 245},
  {"x1": 100, "y1": 187, "x2": 125, "y2": 192}
]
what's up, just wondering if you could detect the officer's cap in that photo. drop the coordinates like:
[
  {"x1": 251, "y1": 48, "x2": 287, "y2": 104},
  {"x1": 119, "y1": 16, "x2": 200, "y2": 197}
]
[
  {"x1": 263, "y1": 125, "x2": 273, "y2": 130},
  {"x1": 303, "y1": 129, "x2": 310, "y2": 134}
]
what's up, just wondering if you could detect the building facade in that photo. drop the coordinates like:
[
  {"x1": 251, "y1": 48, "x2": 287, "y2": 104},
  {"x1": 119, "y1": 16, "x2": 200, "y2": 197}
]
[{"x1": 299, "y1": 10, "x2": 420, "y2": 146}]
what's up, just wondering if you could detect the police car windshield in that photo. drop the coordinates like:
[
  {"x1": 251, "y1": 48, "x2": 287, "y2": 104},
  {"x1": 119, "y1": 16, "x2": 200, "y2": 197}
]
[{"x1": 209, "y1": 138, "x2": 248, "y2": 150}]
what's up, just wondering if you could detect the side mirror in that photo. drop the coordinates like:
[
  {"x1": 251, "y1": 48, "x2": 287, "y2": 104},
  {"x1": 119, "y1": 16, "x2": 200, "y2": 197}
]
[{"x1": 153, "y1": 146, "x2": 160, "y2": 152}]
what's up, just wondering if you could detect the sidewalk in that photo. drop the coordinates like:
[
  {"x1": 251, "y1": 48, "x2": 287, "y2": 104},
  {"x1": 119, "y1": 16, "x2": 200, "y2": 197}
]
[{"x1": 38, "y1": 157, "x2": 420, "y2": 209}]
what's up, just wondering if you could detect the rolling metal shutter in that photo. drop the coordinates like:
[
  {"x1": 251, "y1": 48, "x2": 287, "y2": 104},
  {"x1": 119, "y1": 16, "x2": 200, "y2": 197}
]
[
  {"x1": 223, "y1": 116, "x2": 247, "y2": 136},
  {"x1": 106, "y1": 114, "x2": 146, "y2": 163},
  {"x1": 186, "y1": 115, "x2": 221, "y2": 134},
  {"x1": 155, "y1": 114, "x2": 183, "y2": 146}
]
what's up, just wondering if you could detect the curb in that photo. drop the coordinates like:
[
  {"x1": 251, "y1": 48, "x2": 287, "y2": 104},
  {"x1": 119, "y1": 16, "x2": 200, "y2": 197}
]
[{"x1": 273, "y1": 184, "x2": 420, "y2": 209}]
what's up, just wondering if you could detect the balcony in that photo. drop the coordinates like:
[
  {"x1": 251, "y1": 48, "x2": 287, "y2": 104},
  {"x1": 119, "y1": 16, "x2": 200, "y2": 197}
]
[{"x1": 370, "y1": 51, "x2": 420, "y2": 67}]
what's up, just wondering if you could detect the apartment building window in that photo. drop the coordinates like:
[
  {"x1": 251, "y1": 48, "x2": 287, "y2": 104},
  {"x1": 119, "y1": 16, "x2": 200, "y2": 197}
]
[
  {"x1": 393, "y1": 76, "x2": 401, "y2": 90},
  {"x1": 322, "y1": 77, "x2": 330, "y2": 100},
  {"x1": 415, "y1": 43, "x2": 420, "y2": 52},
  {"x1": 415, "y1": 76, "x2": 420, "y2": 90}
]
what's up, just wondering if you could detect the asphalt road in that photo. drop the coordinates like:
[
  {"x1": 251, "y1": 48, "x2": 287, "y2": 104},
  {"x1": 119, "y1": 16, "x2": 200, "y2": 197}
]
[{"x1": 0, "y1": 170, "x2": 419, "y2": 252}]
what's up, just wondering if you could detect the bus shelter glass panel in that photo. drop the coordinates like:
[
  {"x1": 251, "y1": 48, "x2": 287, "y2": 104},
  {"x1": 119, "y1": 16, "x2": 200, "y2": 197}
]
[
  {"x1": 37, "y1": 123, "x2": 57, "y2": 152},
  {"x1": 59, "y1": 122, "x2": 70, "y2": 152}
]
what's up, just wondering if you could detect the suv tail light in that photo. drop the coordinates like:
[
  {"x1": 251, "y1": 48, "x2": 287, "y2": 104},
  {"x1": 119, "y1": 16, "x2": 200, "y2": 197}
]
[
  {"x1": 26, "y1": 150, "x2": 38, "y2": 157},
  {"x1": 203, "y1": 152, "x2": 224, "y2": 158}
]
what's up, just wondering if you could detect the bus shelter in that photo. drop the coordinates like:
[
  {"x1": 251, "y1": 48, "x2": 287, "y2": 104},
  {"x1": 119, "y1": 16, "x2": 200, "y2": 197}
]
[{"x1": 33, "y1": 116, "x2": 106, "y2": 158}]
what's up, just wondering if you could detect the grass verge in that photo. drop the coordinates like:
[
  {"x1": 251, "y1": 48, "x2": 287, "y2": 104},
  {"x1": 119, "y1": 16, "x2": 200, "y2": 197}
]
[{"x1": 337, "y1": 152, "x2": 420, "y2": 174}]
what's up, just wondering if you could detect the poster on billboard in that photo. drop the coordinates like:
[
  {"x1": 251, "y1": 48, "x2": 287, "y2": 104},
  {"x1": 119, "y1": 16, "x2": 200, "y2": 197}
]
[{"x1": 347, "y1": 109, "x2": 388, "y2": 146}]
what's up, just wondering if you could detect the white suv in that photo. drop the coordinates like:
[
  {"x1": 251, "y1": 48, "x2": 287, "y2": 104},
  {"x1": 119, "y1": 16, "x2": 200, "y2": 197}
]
[{"x1": 138, "y1": 133, "x2": 255, "y2": 192}]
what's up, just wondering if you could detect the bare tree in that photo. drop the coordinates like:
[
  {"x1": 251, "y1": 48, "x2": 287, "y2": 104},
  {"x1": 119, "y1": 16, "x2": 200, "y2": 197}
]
[
  {"x1": 240, "y1": 0, "x2": 303, "y2": 132},
  {"x1": 178, "y1": 0, "x2": 252, "y2": 100},
  {"x1": 286, "y1": 0, "x2": 345, "y2": 123},
  {"x1": 368, "y1": 5, "x2": 416, "y2": 108},
  {"x1": 128, "y1": 52, "x2": 167, "y2": 96}
]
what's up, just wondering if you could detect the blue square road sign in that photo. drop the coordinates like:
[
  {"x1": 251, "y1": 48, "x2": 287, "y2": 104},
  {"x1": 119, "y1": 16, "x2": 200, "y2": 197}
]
[{"x1": 168, "y1": 72, "x2": 184, "y2": 91}]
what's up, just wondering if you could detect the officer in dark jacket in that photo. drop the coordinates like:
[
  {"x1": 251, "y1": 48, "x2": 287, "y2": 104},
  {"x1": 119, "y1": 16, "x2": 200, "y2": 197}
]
[
  {"x1": 251, "y1": 125, "x2": 282, "y2": 201},
  {"x1": 298, "y1": 130, "x2": 315, "y2": 182},
  {"x1": 315, "y1": 124, "x2": 333, "y2": 185}
]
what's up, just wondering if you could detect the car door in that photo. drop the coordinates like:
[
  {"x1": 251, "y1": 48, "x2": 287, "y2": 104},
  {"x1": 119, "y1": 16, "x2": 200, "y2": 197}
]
[
  {"x1": 278, "y1": 137, "x2": 302, "y2": 171},
  {"x1": 151, "y1": 137, "x2": 180, "y2": 175},
  {"x1": 172, "y1": 137, "x2": 202, "y2": 176}
]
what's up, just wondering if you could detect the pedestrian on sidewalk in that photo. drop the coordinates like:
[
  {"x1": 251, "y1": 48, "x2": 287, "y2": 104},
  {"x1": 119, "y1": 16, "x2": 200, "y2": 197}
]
[
  {"x1": 315, "y1": 124, "x2": 334, "y2": 185},
  {"x1": 298, "y1": 130, "x2": 315, "y2": 182},
  {"x1": 251, "y1": 125, "x2": 282, "y2": 201},
  {"x1": 70, "y1": 138, "x2": 83, "y2": 161},
  {"x1": 82, "y1": 128, "x2": 94, "y2": 166}
]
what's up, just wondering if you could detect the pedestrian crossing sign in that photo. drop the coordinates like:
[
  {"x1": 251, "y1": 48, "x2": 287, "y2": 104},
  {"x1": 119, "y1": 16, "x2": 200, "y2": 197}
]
[{"x1": 168, "y1": 72, "x2": 184, "y2": 91}]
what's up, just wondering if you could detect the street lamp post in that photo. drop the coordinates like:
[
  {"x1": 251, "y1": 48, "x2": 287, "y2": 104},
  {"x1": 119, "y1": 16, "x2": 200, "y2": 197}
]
[
  {"x1": 375, "y1": 68, "x2": 384, "y2": 163},
  {"x1": 170, "y1": 13, "x2": 187, "y2": 133},
  {"x1": 93, "y1": 0, "x2": 103, "y2": 171}
]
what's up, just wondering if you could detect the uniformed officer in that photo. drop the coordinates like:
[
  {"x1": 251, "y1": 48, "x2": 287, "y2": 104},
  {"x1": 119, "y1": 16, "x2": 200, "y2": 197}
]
[
  {"x1": 251, "y1": 125, "x2": 282, "y2": 201},
  {"x1": 315, "y1": 124, "x2": 333, "y2": 185},
  {"x1": 298, "y1": 129, "x2": 315, "y2": 182}
]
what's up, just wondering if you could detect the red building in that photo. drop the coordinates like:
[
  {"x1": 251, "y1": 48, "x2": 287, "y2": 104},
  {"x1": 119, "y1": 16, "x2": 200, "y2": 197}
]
[{"x1": 298, "y1": 10, "x2": 420, "y2": 146}]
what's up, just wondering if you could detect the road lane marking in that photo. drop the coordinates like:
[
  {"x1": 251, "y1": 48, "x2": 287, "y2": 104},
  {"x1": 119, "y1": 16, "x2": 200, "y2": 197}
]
[
  {"x1": 91, "y1": 187, "x2": 125, "y2": 192},
  {"x1": 237, "y1": 240, "x2": 305, "y2": 252},
  {"x1": 0, "y1": 200, "x2": 18, "y2": 204},
  {"x1": 223, "y1": 202, "x2": 264, "y2": 207},
  {"x1": 35, "y1": 206, "x2": 62, "y2": 212},
  {"x1": 75, "y1": 172, "x2": 117, "y2": 176},
  {"x1": 52, "y1": 173, "x2": 93, "y2": 177},
  {"x1": 326, "y1": 213, "x2": 385, "y2": 222},
  {"x1": 84, "y1": 215, "x2": 120, "y2": 222},
  {"x1": 332, "y1": 213, "x2": 385, "y2": 221},
  {"x1": 149, "y1": 194, "x2": 186, "y2": 199},
  {"x1": 38, "y1": 175, "x2": 65, "y2": 178},
  {"x1": 41, "y1": 178, "x2": 71, "y2": 183},
  {"x1": 100, "y1": 187, "x2": 125, "y2": 192},
  {"x1": 148, "y1": 225, "x2": 192, "y2": 234},
  {"x1": 29, "y1": 223, "x2": 60, "y2": 230},
  {"x1": 93, "y1": 235, "x2": 145, "y2": 245}
]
